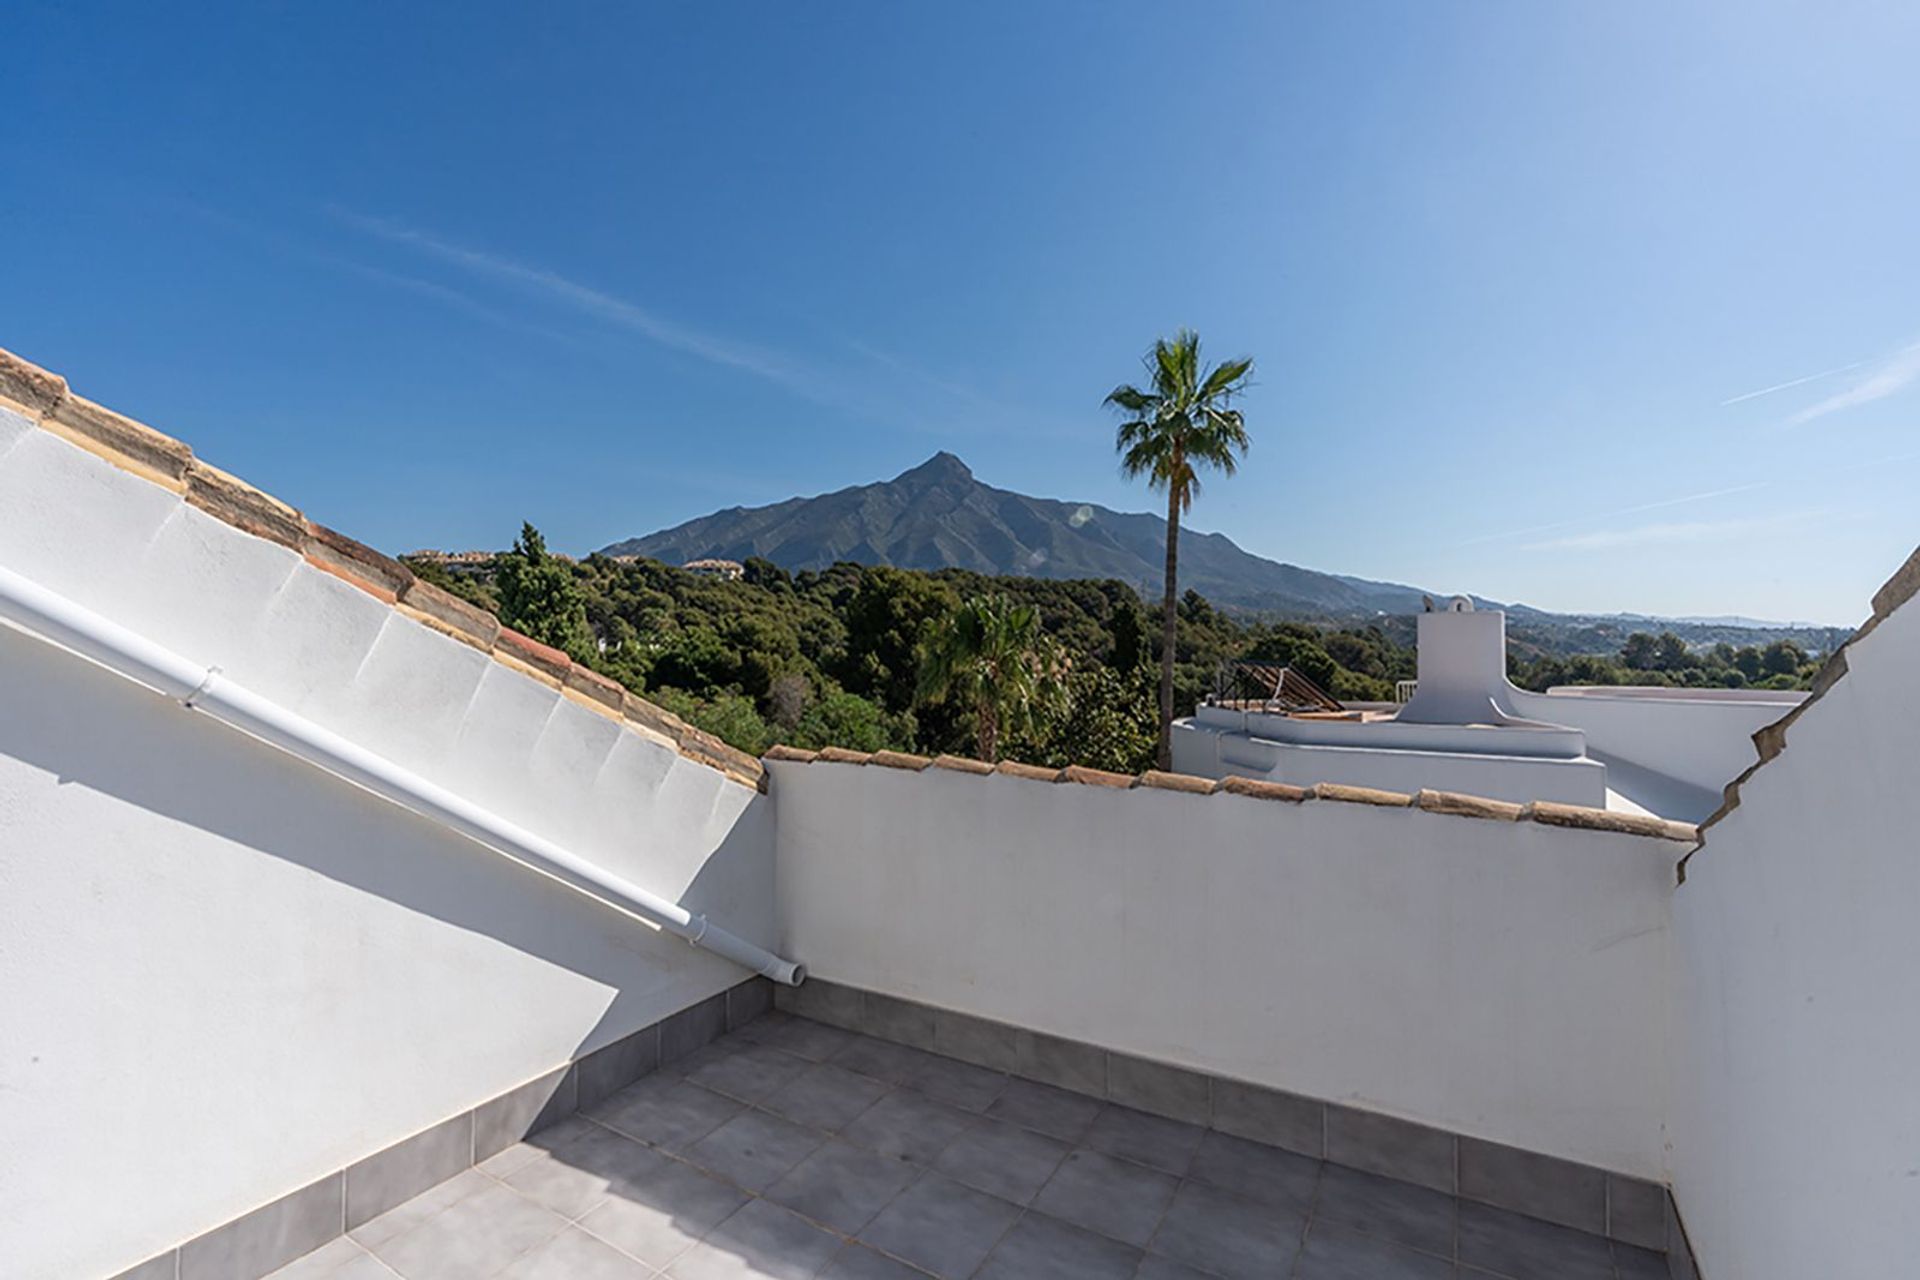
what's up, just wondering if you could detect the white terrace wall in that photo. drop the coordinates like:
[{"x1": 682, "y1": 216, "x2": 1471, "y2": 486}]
[
  {"x1": 0, "y1": 408, "x2": 776, "y2": 1280},
  {"x1": 770, "y1": 761, "x2": 1681, "y2": 1179},
  {"x1": 1670, "y1": 575, "x2": 1920, "y2": 1280}
]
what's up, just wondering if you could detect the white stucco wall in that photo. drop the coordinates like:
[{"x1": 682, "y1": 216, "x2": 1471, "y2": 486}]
[
  {"x1": 0, "y1": 409, "x2": 775, "y2": 1280},
  {"x1": 1172, "y1": 715, "x2": 1609, "y2": 808},
  {"x1": 1669, "y1": 594, "x2": 1920, "y2": 1280},
  {"x1": 771, "y1": 762, "x2": 1680, "y2": 1178},
  {"x1": 1511, "y1": 686, "x2": 1795, "y2": 804}
]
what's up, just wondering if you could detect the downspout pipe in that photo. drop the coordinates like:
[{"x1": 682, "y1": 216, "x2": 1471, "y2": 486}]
[{"x1": 0, "y1": 563, "x2": 805, "y2": 986}]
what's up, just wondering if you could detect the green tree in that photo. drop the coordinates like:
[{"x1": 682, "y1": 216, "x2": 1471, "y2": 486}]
[
  {"x1": 791, "y1": 689, "x2": 913, "y2": 754},
  {"x1": 916, "y1": 595, "x2": 1067, "y2": 761},
  {"x1": 1761, "y1": 638, "x2": 1807, "y2": 677},
  {"x1": 838, "y1": 567, "x2": 958, "y2": 714},
  {"x1": 494, "y1": 523, "x2": 594, "y2": 662},
  {"x1": 1107, "y1": 329, "x2": 1253, "y2": 769}
]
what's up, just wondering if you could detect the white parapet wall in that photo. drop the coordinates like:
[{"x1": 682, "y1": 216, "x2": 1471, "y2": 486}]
[
  {"x1": 770, "y1": 759, "x2": 1682, "y2": 1179},
  {"x1": 0, "y1": 407, "x2": 776, "y2": 1280},
  {"x1": 1669, "y1": 558, "x2": 1920, "y2": 1280}
]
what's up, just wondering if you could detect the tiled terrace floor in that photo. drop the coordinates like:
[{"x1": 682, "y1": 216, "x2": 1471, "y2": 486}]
[{"x1": 272, "y1": 1012, "x2": 1666, "y2": 1280}]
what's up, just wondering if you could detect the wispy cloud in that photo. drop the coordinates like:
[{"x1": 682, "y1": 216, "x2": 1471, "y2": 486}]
[
  {"x1": 330, "y1": 207, "x2": 814, "y2": 388},
  {"x1": 156, "y1": 195, "x2": 576, "y2": 343},
  {"x1": 1719, "y1": 357, "x2": 1871, "y2": 406},
  {"x1": 1454, "y1": 482, "x2": 1770, "y2": 549},
  {"x1": 1522, "y1": 516, "x2": 1790, "y2": 552},
  {"x1": 1786, "y1": 338, "x2": 1920, "y2": 425}
]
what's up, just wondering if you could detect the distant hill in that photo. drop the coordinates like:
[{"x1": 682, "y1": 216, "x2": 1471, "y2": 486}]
[
  {"x1": 600, "y1": 452, "x2": 1851, "y2": 653},
  {"x1": 602, "y1": 452, "x2": 1503, "y2": 619}
]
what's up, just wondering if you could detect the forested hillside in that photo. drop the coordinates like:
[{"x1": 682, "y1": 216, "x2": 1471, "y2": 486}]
[{"x1": 407, "y1": 530, "x2": 1827, "y2": 769}]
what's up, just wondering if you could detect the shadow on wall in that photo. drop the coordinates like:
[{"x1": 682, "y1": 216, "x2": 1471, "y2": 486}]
[{"x1": 0, "y1": 621, "x2": 773, "y2": 1076}]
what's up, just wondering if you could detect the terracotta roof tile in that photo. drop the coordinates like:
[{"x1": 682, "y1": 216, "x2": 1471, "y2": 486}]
[{"x1": 0, "y1": 344, "x2": 770, "y2": 791}]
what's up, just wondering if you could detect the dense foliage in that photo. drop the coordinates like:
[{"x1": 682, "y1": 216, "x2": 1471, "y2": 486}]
[{"x1": 407, "y1": 539, "x2": 1827, "y2": 768}]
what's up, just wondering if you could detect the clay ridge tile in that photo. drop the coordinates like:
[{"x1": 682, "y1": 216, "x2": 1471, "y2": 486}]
[
  {"x1": 764, "y1": 744, "x2": 820, "y2": 763},
  {"x1": 1215, "y1": 776, "x2": 1310, "y2": 803},
  {"x1": 931, "y1": 754, "x2": 996, "y2": 774},
  {"x1": 1136, "y1": 770, "x2": 1219, "y2": 795},
  {"x1": 1313, "y1": 782, "x2": 1413, "y2": 807},
  {"x1": 0, "y1": 343, "x2": 777, "y2": 792}
]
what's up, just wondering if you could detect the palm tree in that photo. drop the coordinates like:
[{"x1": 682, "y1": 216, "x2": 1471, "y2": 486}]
[
  {"x1": 1107, "y1": 330, "x2": 1253, "y2": 770},
  {"x1": 916, "y1": 595, "x2": 1066, "y2": 761}
]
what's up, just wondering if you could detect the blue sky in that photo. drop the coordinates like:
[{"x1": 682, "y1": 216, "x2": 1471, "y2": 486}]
[{"x1": 5, "y1": 2, "x2": 1916, "y2": 625}]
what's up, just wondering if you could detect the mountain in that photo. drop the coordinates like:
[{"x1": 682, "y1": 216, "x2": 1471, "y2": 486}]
[
  {"x1": 600, "y1": 453, "x2": 1853, "y2": 653},
  {"x1": 602, "y1": 452, "x2": 1498, "y2": 619}
]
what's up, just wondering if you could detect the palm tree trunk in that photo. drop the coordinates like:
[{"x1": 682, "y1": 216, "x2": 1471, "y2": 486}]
[
  {"x1": 1158, "y1": 485, "x2": 1180, "y2": 771},
  {"x1": 978, "y1": 697, "x2": 998, "y2": 762}
]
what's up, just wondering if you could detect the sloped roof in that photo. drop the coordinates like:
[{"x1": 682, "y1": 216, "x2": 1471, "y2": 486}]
[{"x1": 0, "y1": 345, "x2": 764, "y2": 791}]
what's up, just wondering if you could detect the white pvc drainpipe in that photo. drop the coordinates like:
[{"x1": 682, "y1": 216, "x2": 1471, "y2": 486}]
[{"x1": 0, "y1": 563, "x2": 804, "y2": 986}]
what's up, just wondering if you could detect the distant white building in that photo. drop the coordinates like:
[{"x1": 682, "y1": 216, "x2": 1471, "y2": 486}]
[
  {"x1": 682, "y1": 557, "x2": 745, "y2": 580},
  {"x1": 1173, "y1": 597, "x2": 1802, "y2": 821}
]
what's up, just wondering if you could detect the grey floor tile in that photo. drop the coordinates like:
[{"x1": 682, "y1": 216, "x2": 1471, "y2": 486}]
[
  {"x1": 262, "y1": 1236, "x2": 371, "y2": 1280},
  {"x1": 781, "y1": 979, "x2": 864, "y2": 1030},
  {"x1": 110, "y1": 1255, "x2": 179, "y2": 1280},
  {"x1": 1614, "y1": 1241, "x2": 1670, "y2": 1279},
  {"x1": 1185, "y1": 1131, "x2": 1320, "y2": 1209},
  {"x1": 857, "y1": 1173, "x2": 1023, "y2": 1279},
  {"x1": 1146, "y1": 1180, "x2": 1304, "y2": 1280},
  {"x1": 1082, "y1": 1106, "x2": 1204, "y2": 1176},
  {"x1": 1458, "y1": 1137, "x2": 1605, "y2": 1236},
  {"x1": 836, "y1": 1034, "x2": 940, "y2": 1084},
  {"x1": 478, "y1": 1117, "x2": 600, "y2": 1180},
  {"x1": 760, "y1": 1063, "x2": 891, "y2": 1132},
  {"x1": 975, "y1": 1212, "x2": 1143, "y2": 1279},
  {"x1": 350, "y1": 1168, "x2": 495, "y2": 1250},
  {"x1": 932, "y1": 1008, "x2": 1025, "y2": 1074},
  {"x1": 1325, "y1": 1107, "x2": 1455, "y2": 1195},
  {"x1": 903, "y1": 1054, "x2": 1010, "y2": 1112},
  {"x1": 346, "y1": 1113, "x2": 473, "y2": 1229},
  {"x1": 765, "y1": 1138, "x2": 920, "y2": 1235},
  {"x1": 840, "y1": 1090, "x2": 976, "y2": 1165},
  {"x1": 1456, "y1": 1202, "x2": 1613, "y2": 1280},
  {"x1": 729, "y1": 978, "x2": 776, "y2": 1030},
  {"x1": 821, "y1": 1243, "x2": 928, "y2": 1279},
  {"x1": 369, "y1": 1181, "x2": 570, "y2": 1280},
  {"x1": 475, "y1": 1066, "x2": 578, "y2": 1163},
  {"x1": 578, "y1": 1027, "x2": 663, "y2": 1111},
  {"x1": 1209, "y1": 1079, "x2": 1323, "y2": 1158},
  {"x1": 1031, "y1": 1150, "x2": 1178, "y2": 1248},
  {"x1": 751, "y1": 1016, "x2": 859, "y2": 1063},
  {"x1": 576, "y1": 1158, "x2": 748, "y2": 1269},
  {"x1": 505, "y1": 1124, "x2": 669, "y2": 1218},
  {"x1": 987, "y1": 1078, "x2": 1104, "y2": 1143},
  {"x1": 865, "y1": 992, "x2": 938, "y2": 1049},
  {"x1": 1018, "y1": 1031, "x2": 1107, "y2": 1096},
  {"x1": 1606, "y1": 1175, "x2": 1668, "y2": 1251},
  {"x1": 1294, "y1": 1223, "x2": 1453, "y2": 1280},
  {"x1": 661, "y1": 994, "x2": 729, "y2": 1065},
  {"x1": 499, "y1": 1226, "x2": 656, "y2": 1280},
  {"x1": 180, "y1": 1173, "x2": 344, "y2": 1280},
  {"x1": 316, "y1": 1254, "x2": 396, "y2": 1280},
  {"x1": 1105, "y1": 1056, "x2": 1209, "y2": 1127},
  {"x1": 593, "y1": 1078, "x2": 747, "y2": 1152},
  {"x1": 1313, "y1": 1164, "x2": 1456, "y2": 1257},
  {"x1": 933, "y1": 1116, "x2": 1071, "y2": 1205},
  {"x1": 668, "y1": 1198, "x2": 842, "y2": 1280},
  {"x1": 1131, "y1": 1257, "x2": 1214, "y2": 1280},
  {"x1": 684, "y1": 1110, "x2": 825, "y2": 1192},
  {"x1": 688, "y1": 1043, "x2": 815, "y2": 1104}
]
